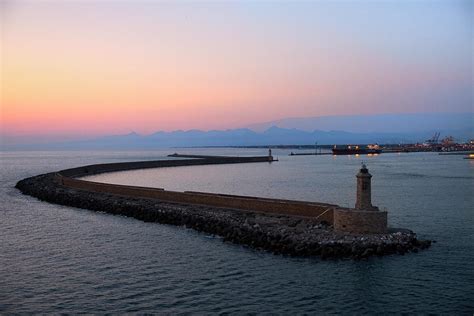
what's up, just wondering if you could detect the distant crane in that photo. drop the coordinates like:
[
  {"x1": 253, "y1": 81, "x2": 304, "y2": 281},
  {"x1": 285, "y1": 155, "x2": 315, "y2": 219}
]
[{"x1": 425, "y1": 132, "x2": 440, "y2": 145}]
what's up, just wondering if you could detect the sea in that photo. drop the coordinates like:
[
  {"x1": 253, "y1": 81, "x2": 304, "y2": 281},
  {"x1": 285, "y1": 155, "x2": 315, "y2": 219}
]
[{"x1": 1, "y1": 148, "x2": 473, "y2": 314}]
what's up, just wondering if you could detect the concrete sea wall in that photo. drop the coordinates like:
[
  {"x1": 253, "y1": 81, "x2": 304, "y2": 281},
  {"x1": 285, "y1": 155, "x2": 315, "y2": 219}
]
[
  {"x1": 58, "y1": 156, "x2": 274, "y2": 177},
  {"x1": 57, "y1": 177, "x2": 335, "y2": 221},
  {"x1": 55, "y1": 156, "x2": 335, "y2": 222},
  {"x1": 55, "y1": 156, "x2": 337, "y2": 224}
]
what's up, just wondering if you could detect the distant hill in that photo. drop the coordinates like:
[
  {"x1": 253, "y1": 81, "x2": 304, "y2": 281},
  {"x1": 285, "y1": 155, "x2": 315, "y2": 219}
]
[
  {"x1": 2, "y1": 112, "x2": 472, "y2": 150},
  {"x1": 4, "y1": 126, "x2": 472, "y2": 150},
  {"x1": 246, "y1": 112, "x2": 474, "y2": 133}
]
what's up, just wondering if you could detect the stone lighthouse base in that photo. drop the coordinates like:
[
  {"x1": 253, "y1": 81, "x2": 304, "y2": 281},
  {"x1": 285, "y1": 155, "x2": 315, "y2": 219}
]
[{"x1": 334, "y1": 208, "x2": 388, "y2": 234}]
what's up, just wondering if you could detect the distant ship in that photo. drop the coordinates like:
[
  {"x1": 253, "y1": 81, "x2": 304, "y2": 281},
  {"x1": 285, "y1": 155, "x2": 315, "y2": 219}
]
[{"x1": 332, "y1": 144, "x2": 382, "y2": 155}]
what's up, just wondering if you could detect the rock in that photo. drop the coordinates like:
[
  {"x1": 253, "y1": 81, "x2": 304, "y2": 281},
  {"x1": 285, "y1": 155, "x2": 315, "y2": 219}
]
[
  {"x1": 376, "y1": 245, "x2": 384, "y2": 256},
  {"x1": 396, "y1": 245, "x2": 406, "y2": 255},
  {"x1": 361, "y1": 248, "x2": 374, "y2": 258},
  {"x1": 419, "y1": 240, "x2": 431, "y2": 249},
  {"x1": 320, "y1": 246, "x2": 334, "y2": 259}
]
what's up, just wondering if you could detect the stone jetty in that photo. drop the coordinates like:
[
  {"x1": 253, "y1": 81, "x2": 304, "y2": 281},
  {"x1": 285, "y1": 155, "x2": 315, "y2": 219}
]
[{"x1": 15, "y1": 155, "x2": 431, "y2": 260}]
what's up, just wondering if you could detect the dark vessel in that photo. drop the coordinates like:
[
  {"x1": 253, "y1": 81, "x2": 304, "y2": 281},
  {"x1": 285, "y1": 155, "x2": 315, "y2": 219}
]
[{"x1": 332, "y1": 144, "x2": 382, "y2": 155}]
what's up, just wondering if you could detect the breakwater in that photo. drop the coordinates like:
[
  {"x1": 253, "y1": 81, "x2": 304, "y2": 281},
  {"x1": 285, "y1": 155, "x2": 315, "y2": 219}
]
[{"x1": 15, "y1": 155, "x2": 430, "y2": 259}]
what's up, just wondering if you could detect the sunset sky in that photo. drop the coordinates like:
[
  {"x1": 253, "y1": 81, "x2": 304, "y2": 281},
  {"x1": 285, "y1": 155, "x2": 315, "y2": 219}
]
[{"x1": 1, "y1": 0, "x2": 472, "y2": 141}]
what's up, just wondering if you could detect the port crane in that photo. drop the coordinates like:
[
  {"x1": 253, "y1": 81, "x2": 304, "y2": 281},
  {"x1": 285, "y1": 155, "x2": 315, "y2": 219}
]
[{"x1": 425, "y1": 132, "x2": 440, "y2": 145}]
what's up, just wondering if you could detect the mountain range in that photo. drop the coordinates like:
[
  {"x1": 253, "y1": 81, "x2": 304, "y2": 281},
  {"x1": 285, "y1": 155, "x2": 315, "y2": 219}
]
[
  {"x1": 246, "y1": 112, "x2": 473, "y2": 133},
  {"x1": 2, "y1": 113, "x2": 472, "y2": 150}
]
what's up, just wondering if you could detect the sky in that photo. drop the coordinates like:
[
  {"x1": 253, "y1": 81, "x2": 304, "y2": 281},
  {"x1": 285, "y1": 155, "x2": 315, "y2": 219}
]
[{"x1": 1, "y1": 0, "x2": 472, "y2": 142}]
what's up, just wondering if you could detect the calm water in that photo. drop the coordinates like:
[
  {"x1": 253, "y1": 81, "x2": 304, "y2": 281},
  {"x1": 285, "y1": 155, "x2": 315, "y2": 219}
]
[{"x1": 1, "y1": 149, "x2": 473, "y2": 314}]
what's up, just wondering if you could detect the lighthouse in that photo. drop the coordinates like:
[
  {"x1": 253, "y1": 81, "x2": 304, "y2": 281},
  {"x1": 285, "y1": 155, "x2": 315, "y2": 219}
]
[
  {"x1": 333, "y1": 164, "x2": 387, "y2": 234},
  {"x1": 355, "y1": 164, "x2": 378, "y2": 211}
]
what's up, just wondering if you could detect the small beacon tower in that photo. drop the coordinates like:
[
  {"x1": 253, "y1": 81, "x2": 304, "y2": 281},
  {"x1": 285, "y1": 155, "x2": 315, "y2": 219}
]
[
  {"x1": 356, "y1": 164, "x2": 377, "y2": 211},
  {"x1": 334, "y1": 164, "x2": 387, "y2": 234},
  {"x1": 268, "y1": 148, "x2": 273, "y2": 162}
]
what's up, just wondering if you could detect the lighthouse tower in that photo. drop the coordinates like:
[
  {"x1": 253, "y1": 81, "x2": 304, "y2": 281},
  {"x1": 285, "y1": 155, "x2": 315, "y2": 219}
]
[
  {"x1": 268, "y1": 148, "x2": 273, "y2": 162},
  {"x1": 333, "y1": 164, "x2": 387, "y2": 234},
  {"x1": 355, "y1": 164, "x2": 377, "y2": 211}
]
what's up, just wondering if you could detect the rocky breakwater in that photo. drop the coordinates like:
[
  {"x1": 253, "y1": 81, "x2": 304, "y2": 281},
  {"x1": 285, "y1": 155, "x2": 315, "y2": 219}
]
[{"x1": 16, "y1": 172, "x2": 431, "y2": 260}]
